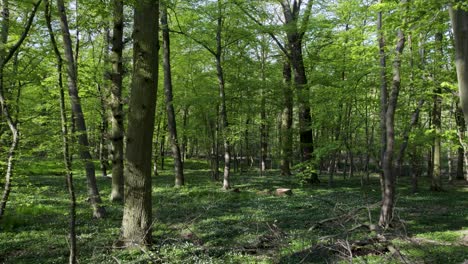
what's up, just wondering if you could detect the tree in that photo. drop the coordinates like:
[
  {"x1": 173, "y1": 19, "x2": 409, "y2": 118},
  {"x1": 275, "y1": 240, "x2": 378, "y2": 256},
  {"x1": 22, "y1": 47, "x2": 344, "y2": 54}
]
[
  {"x1": 0, "y1": 0, "x2": 42, "y2": 220},
  {"x1": 45, "y1": 0, "x2": 77, "y2": 261},
  {"x1": 161, "y1": 1, "x2": 184, "y2": 187},
  {"x1": 120, "y1": 0, "x2": 159, "y2": 247},
  {"x1": 450, "y1": 2, "x2": 468, "y2": 183},
  {"x1": 378, "y1": 0, "x2": 407, "y2": 228},
  {"x1": 56, "y1": 0, "x2": 105, "y2": 218},
  {"x1": 109, "y1": 0, "x2": 125, "y2": 202}
]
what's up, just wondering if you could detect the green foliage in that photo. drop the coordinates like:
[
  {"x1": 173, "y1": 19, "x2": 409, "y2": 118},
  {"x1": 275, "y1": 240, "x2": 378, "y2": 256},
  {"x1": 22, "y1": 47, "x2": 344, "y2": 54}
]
[{"x1": 292, "y1": 160, "x2": 318, "y2": 186}]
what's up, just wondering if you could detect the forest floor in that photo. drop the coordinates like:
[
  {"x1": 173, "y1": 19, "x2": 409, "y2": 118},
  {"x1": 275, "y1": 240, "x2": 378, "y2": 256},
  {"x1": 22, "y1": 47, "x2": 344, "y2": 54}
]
[{"x1": 0, "y1": 159, "x2": 467, "y2": 263}]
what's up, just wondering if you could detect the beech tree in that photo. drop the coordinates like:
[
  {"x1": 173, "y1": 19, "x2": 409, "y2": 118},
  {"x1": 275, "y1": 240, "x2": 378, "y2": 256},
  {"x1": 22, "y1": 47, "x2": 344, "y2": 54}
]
[
  {"x1": 56, "y1": 0, "x2": 105, "y2": 219},
  {"x1": 0, "y1": 0, "x2": 42, "y2": 219},
  {"x1": 161, "y1": 1, "x2": 184, "y2": 187},
  {"x1": 120, "y1": 0, "x2": 159, "y2": 247},
  {"x1": 109, "y1": 0, "x2": 125, "y2": 202}
]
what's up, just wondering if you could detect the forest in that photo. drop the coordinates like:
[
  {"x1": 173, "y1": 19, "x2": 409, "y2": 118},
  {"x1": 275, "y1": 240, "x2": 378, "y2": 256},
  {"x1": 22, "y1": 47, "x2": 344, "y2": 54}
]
[{"x1": 0, "y1": 0, "x2": 467, "y2": 263}]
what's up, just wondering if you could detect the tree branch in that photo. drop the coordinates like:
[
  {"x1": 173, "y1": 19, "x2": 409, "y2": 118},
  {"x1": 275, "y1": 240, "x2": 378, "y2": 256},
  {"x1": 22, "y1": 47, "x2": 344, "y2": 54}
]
[
  {"x1": 235, "y1": 1, "x2": 290, "y2": 59},
  {"x1": 3, "y1": 0, "x2": 43, "y2": 66}
]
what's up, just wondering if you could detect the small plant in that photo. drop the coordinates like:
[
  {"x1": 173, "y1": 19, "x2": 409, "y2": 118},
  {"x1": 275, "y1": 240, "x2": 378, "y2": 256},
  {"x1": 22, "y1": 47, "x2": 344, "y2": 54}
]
[{"x1": 293, "y1": 160, "x2": 320, "y2": 185}]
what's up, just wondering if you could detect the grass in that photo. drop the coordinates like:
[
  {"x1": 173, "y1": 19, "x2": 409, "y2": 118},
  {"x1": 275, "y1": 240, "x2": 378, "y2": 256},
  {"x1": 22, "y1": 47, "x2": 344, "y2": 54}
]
[{"x1": 0, "y1": 158, "x2": 466, "y2": 263}]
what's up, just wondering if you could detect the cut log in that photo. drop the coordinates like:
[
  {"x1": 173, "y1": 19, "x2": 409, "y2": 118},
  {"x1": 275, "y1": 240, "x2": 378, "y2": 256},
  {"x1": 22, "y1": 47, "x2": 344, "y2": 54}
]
[{"x1": 275, "y1": 188, "x2": 292, "y2": 196}]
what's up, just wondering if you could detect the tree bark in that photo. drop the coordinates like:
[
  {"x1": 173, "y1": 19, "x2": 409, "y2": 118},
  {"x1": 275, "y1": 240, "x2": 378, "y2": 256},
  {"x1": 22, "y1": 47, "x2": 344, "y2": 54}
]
[
  {"x1": 280, "y1": 0, "x2": 318, "y2": 183},
  {"x1": 431, "y1": 32, "x2": 443, "y2": 191},
  {"x1": 120, "y1": 0, "x2": 159, "y2": 247},
  {"x1": 280, "y1": 60, "x2": 293, "y2": 176},
  {"x1": 161, "y1": 2, "x2": 184, "y2": 187},
  {"x1": 97, "y1": 82, "x2": 109, "y2": 178},
  {"x1": 450, "y1": 4, "x2": 468, "y2": 127},
  {"x1": 109, "y1": 0, "x2": 125, "y2": 202},
  {"x1": 214, "y1": 1, "x2": 231, "y2": 190},
  {"x1": 379, "y1": 26, "x2": 405, "y2": 228},
  {"x1": 455, "y1": 104, "x2": 466, "y2": 180},
  {"x1": 45, "y1": 0, "x2": 77, "y2": 262},
  {"x1": 259, "y1": 41, "x2": 268, "y2": 175},
  {"x1": 56, "y1": 0, "x2": 105, "y2": 218}
]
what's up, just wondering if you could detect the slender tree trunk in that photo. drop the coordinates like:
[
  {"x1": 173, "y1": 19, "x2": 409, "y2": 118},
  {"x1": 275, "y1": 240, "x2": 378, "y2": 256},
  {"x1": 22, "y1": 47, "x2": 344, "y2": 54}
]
[
  {"x1": 153, "y1": 110, "x2": 163, "y2": 177},
  {"x1": 214, "y1": 2, "x2": 231, "y2": 190},
  {"x1": 259, "y1": 42, "x2": 268, "y2": 175},
  {"x1": 120, "y1": 0, "x2": 159, "y2": 247},
  {"x1": 45, "y1": 1, "x2": 77, "y2": 261},
  {"x1": 56, "y1": 0, "x2": 105, "y2": 218},
  {"x1": 396, "y1": 99, "x2": 424, "y2": 177},
  {"x1": 181, "y1": 106, "x2": 189, "y2": 162},
  {"x1": 97, "y1": 83, "x2": 109, "y2": 178},
  {"x1": 455, "y1": 105, "x2": 466, "y2": 180},
  {"x1": 379, "y1": 1, "x2": 406, "y2": 227},
  {"x1": 280, "y1": 60, "x2": 293, "y2": 176},
  {"x1": 109, "y1": 0, "x2": 125, "y2": 202},
  {"x1": 0, "y1": 0, "x2": 41, "y2": 220},
  {"x1": 431, "y1": 32, "x2": 443, "y2": 191},
  {"x1": 410, "y1": 149, "x2": 420, "y2": 194},
  {"x1": 161, "y1": 3, "x2": 184, "y2": 187},
  {"x1": 378, "y1": 7, "x2": 388, "y2": 177}
]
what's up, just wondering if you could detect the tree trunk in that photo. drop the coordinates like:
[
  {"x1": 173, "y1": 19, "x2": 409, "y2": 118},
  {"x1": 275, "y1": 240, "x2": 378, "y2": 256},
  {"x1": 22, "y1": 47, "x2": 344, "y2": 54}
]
[
  {"x1": 0, "y1": 0, "x2": 41, "y2": 220},
  {"x1": 214, "y1": 2, "x2": 231, "y2": 190},
  {"x1": 455, "y1": 105, "x2": 465, "y2": 180},
  {"x1": 280, "y1": 0, "x2": 317, "y2": 183},
  {"x1": 450, "y1": 4, "x2": 468, "y2": 127},
  {"x1": 259, "y1": 42, "x2": 268, "y2": 175},
  {"x1": 109, "y1": 0, "x2": 125, "y2": 202},
  {"x1": 97, "y1": 83, "x2": 109, "y2": 178},
  {"x1": 431, "y1": 32, "x2": 443, "y2": 191},
  {"x1": 379, "y1": 2, "x2": 406, "y2": 227},
  {"x1": 45, "y1": 1, "x2": 77, "y2": 261},
  {"x1": 56, "y1": 0, "x2": 105, "y2": 219},
  {"x1": 396, "y1": 99, "x2": 424, "y2": 178},
  {"x1": 280, "y1": 60, "x2": 293, "y2": 176},
  {"x1": 120, "y1": 0, "x2": 159, "y2": 247},
  {"x1": 161, "y1": 3, "x2": 184, "y2": 187}
]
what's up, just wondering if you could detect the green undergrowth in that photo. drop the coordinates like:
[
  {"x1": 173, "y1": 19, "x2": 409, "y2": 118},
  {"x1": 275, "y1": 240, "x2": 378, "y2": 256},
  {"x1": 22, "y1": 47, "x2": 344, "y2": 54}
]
[{"x1": 0, "y1": 158, "x2": 466, "y2": 263}]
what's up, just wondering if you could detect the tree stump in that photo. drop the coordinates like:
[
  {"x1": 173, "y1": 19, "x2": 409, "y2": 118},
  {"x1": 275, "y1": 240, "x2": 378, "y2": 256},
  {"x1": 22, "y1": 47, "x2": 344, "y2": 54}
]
[{"x1": 275, "y1": 188, "x2": 292, "y2": 196}]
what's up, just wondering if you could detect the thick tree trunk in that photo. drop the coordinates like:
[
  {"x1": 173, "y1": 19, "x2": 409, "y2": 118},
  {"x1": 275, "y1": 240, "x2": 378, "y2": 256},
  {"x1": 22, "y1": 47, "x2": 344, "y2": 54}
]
[
  {"x1": 450, "y1": 4, "x2": 468, "y2": 127},
  {"x1": 449, "y1": 4, "x2": 468, "y2": 183},
  {"x1": 161, "y1": 3, "x2": 184, "y2": 187},
  {"x1": 109, "y1": 0, "x2": 125, "y2": 202},
  {"x1": 455, "y1": 104, "x2": 468, "y2": 181},
  {"x1": 45, "y1": 1, "x2": 77, "y2": 261},
  {"x1": 280, "y1": 60, "x2": 293, "y2": 176},
  {"x1": 0, "y1": 0, "x2": 41, "y2": 220},
  {"x1": 281, "y1": 0, "x2": 317, "y2": 183},
  {"x1": 120, "y1": 0, "x2": 159, "y2": 247},
  {"x1": 57, "y1": 0, "x2": 105, "y2": 219}
]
